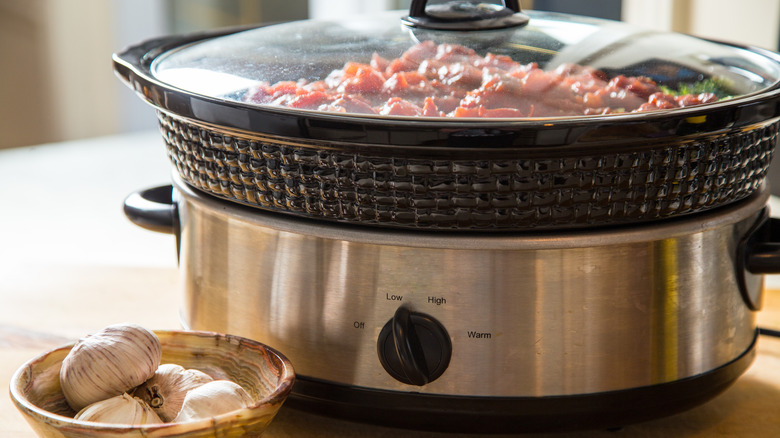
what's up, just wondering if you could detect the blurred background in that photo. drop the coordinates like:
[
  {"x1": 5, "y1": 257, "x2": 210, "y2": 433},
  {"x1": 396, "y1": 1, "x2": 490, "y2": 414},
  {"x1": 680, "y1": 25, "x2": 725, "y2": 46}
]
[{"x1": 1, "y1": 0, "x2": 779, "y2": 149}]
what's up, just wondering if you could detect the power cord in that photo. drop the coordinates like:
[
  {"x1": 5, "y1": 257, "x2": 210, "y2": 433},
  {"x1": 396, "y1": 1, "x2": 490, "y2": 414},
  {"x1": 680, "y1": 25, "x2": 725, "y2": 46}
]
[{"x1": 758, "y1": 327, "x2": 780, "y2": 338}]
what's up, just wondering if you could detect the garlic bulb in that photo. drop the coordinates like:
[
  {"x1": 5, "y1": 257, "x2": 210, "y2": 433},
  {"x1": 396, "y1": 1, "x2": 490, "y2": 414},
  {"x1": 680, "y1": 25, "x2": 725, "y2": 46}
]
[
  {"x1": 60, "y1": 323, "x2": 162, "y2": 411},
  {"x1": 133, "y1": 363, "x2": 214, "y2": 422},
  {"x1": 74, "y1": 393, "x2": 163, "y2": 425},
  {"x1": 172, "y1": 380, "x2": 254, "y2": 422}
]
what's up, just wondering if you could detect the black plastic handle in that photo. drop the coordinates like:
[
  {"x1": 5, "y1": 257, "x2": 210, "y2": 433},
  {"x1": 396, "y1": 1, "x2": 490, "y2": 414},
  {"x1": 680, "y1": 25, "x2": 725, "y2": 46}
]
[
  {"x1": 123, "y1": 185, "x2": 178, "y2": 235},
  {"x1": 737, "y1": 210, "x2": 780, "y2": 310},
  {"x1": 403, "y1": 0, "x2": 529, "y2": 31},
  {"x1": 391, "y1": 304, "x2": 431, "y2": 386},
  {"x1": 409, "y1": 0, "x2": 521, "y2": 17},
  {"x1": 744, "y1": 217, "x2": 780, "y2": 274}
]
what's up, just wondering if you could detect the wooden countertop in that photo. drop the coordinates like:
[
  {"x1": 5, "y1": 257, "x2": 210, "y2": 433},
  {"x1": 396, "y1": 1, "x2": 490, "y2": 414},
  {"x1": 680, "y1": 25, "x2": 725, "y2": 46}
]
[{"x1": 3, "y1": 132, "x2": 780, "y2": 437}]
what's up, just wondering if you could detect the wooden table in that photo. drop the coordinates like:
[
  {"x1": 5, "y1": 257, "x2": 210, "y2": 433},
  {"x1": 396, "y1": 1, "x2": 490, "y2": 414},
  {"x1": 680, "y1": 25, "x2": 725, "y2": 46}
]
[{"x1": 3, "y1": 132, "x2": 780, "y2": 437}]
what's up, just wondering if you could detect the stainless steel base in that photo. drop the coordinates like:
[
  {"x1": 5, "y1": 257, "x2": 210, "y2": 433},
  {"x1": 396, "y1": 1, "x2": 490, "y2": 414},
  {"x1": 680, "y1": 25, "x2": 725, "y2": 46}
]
[
  {"x1": 174, "y1": 176, "x2": 764, "y2": 397},
  {"x1": 287, "y1": 336, "x2": 756, "y2": 433}
]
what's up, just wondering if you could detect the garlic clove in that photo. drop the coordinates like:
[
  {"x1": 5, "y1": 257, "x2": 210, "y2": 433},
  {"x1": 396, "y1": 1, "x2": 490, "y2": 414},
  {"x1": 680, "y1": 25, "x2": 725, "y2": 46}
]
[
  {"x1": 132, "y1": 363, "x2": 214, "y2": 422},
  {"x1": 172, "y1": 380, "x2": 254, "y2": 422},
  {"x1": 74, "y1": 393, "x2": 163, "y2": 425},
  {"x1": 59, "y1": 323, "x2": 162, "y2": 412}
]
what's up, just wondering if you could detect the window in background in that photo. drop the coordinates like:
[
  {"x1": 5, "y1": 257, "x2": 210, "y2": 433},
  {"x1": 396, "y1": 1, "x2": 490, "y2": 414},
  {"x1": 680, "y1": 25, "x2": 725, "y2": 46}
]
[
  {"x1": 116, "y1": 0, "x2": 309, "y2": 135},
  {"x1": 531, "y1": 0, "x2": 622, "y2": 20},
  {"x1": 0, "y1": 0, "x2": 312, "y2": 150},
  {"x1": 167, "y1": 0, "x2": 308, "y2": 34},
  {"x1": 0, "y1": 1, "x2": 55, "y2": 149},
  {"x1": 308, "y1": 0, "x2": 410, "y2": 19}
]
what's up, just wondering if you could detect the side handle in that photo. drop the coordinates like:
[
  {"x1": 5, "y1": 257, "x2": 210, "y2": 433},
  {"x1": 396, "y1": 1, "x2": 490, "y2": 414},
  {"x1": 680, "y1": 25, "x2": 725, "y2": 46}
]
[
  {"x1": 738, "y1": 209, "x2": 780, "y2": 310},
  {"x1": 123, "y1": 185, "x2": 178, "y2": 235},
  {"x1": 744, "y1": 217, "x2": 780, "y2": 274}
]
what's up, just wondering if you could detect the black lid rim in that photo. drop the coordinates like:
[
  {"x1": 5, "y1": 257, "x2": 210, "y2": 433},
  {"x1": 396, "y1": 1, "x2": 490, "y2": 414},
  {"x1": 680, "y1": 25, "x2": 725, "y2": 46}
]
[{"x1": 113, "y1": 26, "x2": 780, "y2": 149}]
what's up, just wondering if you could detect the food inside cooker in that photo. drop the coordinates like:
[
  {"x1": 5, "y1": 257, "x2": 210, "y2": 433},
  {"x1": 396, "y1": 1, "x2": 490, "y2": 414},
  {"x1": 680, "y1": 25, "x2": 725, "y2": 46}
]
[{"x1": 244, "y1": 40, "x2": 728, "y2": 118}]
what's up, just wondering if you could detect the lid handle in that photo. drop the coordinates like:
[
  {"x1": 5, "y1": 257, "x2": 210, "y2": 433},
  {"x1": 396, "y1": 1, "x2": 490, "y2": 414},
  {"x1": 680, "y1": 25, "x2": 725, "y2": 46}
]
[{"x1": 403, "y1": 0, "x2": 529, "y2": 31}]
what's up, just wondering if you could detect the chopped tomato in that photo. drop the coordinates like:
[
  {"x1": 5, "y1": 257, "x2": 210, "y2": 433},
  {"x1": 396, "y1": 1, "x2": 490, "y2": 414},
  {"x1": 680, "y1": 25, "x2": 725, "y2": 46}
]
[
  {"x1": 370, "y1": 53, "x2": 390, "y2": 72},
  {"x1": 385, "y1": 57, "x2": 418, "y2": 75},
  {"x1": 452, "y1": 105, "x2": 524, "y2": 117},
  {"x1": 338, "y1": 66, "x2": 385, "y2": 94},
  {"x1": 676, "y1": 92, "x2": 717, "y2": 107},
  {"x1": 383, "y1": 71, "x2": 428, "y2": 95},
  {"x1": 244, "y1": 41, "x2": 721, "y2": 118},
  {"x1": 402, "y1": 40, "x2": 438, "y2": 65},
  {"x1": 268, "y1": 81, "x2": 301, "y2": 98},
  {"x1": 477, "y1": 53, "x2": 519, "y2": 71},
  {"x1": 329, "y1": 95, "x2": 377, "y2": 114},
  {"x1": 422, "y1": 97, "x2": 442, "y2": 117},
  {"x1": 378, "y1": 97, "x2": 423, "y2": 116},
  {"x1": 244, "y1": 83, "x2": 272, "y2": 103},
  {"x1": 436, "y1": 62, "x2": 482, "y2": 87},
  {"x1": 522, "y1": 68, "x2": 557, "y2": 95},
  {"x1": 609, "y1": 75, "x2": 656, "y2": 99},
  {"x1": 647, "y1": 92, "x2": 677, "y2": 109},
  {"x1": 287, "y1": 91, "x2": 333, "y2": 109}
]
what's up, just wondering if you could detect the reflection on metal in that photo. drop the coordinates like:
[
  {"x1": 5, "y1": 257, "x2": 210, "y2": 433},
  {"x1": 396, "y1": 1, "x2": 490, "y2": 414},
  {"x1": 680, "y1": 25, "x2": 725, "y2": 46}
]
[
  {"x1": 654, "y1": 238, "x2": 680, "y2": 383},
  {"x1": 175, "y1": 176, "x2": 763, "y2": 397}
]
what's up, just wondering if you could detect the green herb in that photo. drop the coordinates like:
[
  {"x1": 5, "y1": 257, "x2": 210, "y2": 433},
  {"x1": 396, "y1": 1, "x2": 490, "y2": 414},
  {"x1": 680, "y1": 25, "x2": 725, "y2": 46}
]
[{"x1": 659, "y1": 78, "x2": 734, "y2": 100}]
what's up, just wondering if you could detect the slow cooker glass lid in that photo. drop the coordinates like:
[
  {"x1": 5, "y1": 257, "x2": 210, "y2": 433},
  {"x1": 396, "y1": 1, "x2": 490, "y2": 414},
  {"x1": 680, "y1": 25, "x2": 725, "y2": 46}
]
[{"x1": 151, "y1": 7, "x2": 780, "y2": 119}]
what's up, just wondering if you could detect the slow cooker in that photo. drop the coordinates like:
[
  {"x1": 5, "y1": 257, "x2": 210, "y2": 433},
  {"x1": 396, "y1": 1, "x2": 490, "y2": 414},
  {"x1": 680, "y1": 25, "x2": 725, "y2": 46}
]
[{"x1": 115, "y1": 1, "x2": 780, "y2": 432}]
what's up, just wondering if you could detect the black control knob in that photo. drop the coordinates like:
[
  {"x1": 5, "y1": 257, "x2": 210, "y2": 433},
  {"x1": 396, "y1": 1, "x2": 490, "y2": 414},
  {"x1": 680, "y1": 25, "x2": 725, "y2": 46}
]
[{"x1": 377, "y1": 304, "x2": 452, "y2": 386}]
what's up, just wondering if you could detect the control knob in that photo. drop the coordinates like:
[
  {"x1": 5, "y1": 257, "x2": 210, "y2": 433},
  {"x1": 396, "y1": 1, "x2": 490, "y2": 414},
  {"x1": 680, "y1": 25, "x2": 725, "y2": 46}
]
[{"x1": 377, "y1": 304, "x2": 452, "y2": 386}]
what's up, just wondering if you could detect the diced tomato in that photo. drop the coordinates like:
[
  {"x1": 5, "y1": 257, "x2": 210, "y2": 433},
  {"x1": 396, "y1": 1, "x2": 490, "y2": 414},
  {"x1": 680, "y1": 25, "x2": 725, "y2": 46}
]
[
  {"x1": 506, "y1": 62, "x2": 537, "y2": 79},
  {"x1": 244, "y1": 40, "x2": 721, "y2": 118},
  {"x1": 583, "y1": 107, "x2": 611, "y2": 115},
  {"x1": 262, "y1": 81, "x2": 308, "y2": 107},
  {"x1": 268, "y1": 81, "x2": 301, "y2": 98},
  {"x1": 583, "y1": 91, "x2": 604, "y2": 108},
  {"x1": 378, "y1": 97, "x2": 423, "y2": 116},
  {"x1": 286, "y1": 91, "x2": 333, "y2": 109},
  {"x1": 676, "y1": 92, "x2": 717, "y2": 107},
  {"x1": 522, "y1": 68, "x2": 557, "y2": 95},
  {"x1": 637, "y1": 103, "x2": 656, "y2": 112},
  {"x1": 342, "y1": 62, "x2": 374, "y2": 76},
  {"x1": 698, "y1": 93, "x2": 718, "y2": 104},
  {"x1": 647, "y1": 92, "x2": 677, "y2": 109},
  {"x1": 383, "y1": 71, "x2": 428, "y2": 95},
  {"x1": 329, "y1": 95, "x2": 377, "y2": 114},
  {"x1": 317, "y1": 104, "x2": 347, "y2": 113},
  {"x1": 452, "y1": 105, "x2": 524, "y2": 118},
  {"x1": 244, "y1": 83, "x2": 272, "y2": 103},
  {"x1": 452, "y1": 106, "x2": 481, "y2": 117},
  {"x1": 451, "y1": 105, "x2": 526, "y2": 118},
  {"x1": 460, "y1": 74, "x2": 525, "y2": 110},
  {"x1": 477, "y1": 53, "x2": 518, "y2": 71},
  {"x1": 302, "y1": 80, "x2": 327, "y2": 92},
  {"x1": 433, "y1": 95, "x2": 461, "y2": 114},
  {"x1": 435, "y1": 43, "x2": 478, "y2": 63},
  {"x1": 402, "y1": 41, "x2": 438, "y2": 65},
  {"x1": 437, "y1": 62, "x2": 482, "y2": 87},
  {"x1": 370, "y1": 53, "x2": 390, "y2": 72},
  {"x1": 384, "y1": 72, "x2": 408, "y2": 92},
  {"x1": 422, "y1": 97, "x2": 442, "y2": 117},
  {"x1": 417, "y1": 59, "x2": 445, "y2": 78},
  {"x1": 482, "y1": 107, "x2": 524, "y2": 117},
  {"x1": 338, "y1": 67, "x2": 385, "y2": 95},
  {"x1": 609, "y1": 75, "x2": 658, "y2": 99},
  {"x1": 385, "y1": 57, "x2": 418, "y2": 75}
]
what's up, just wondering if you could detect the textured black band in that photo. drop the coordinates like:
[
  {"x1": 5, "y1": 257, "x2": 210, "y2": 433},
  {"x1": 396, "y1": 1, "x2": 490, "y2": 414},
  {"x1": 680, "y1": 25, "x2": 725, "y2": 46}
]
[{"x1": 160, "y1": 111, "x2": 777, "y2": 231}]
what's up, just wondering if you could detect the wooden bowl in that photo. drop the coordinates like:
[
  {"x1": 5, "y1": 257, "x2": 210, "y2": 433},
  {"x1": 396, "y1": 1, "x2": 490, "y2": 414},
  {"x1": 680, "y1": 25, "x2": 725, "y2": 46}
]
[{"x1": 9, "y1": 330, "x2": 294, "y2": 437}]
